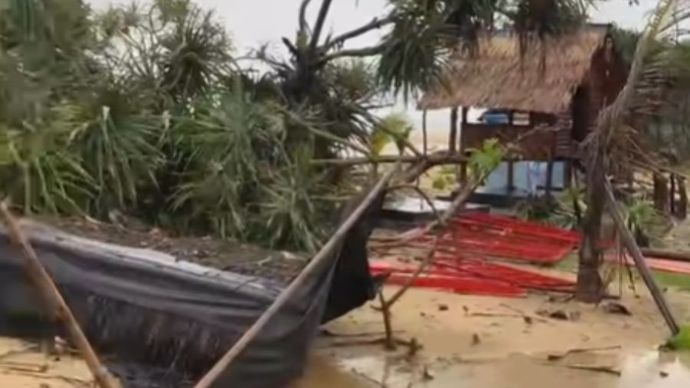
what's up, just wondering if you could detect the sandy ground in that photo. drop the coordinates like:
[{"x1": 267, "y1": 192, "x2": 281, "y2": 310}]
[
  {"x1": 3, "y1": 274, "x2": 689, "y2": 388},
  {"x1": 0, "y1": 337, "x2": 92, "y2": 387},
  {"x1": 293, "y1": 284, "x2": 690, "y2": 388}
]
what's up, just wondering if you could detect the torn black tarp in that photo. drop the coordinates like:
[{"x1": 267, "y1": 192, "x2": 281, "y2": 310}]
[{"x1": 0, "y1": 192, "x2": 385, "y2": 388}]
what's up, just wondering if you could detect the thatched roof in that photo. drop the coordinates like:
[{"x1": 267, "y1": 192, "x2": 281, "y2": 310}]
[{"x1": 418, "y1": 25, "x2": 611, "y2": 114}]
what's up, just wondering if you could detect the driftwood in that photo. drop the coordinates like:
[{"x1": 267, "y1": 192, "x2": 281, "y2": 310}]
[
  {"x1": 603, "y1": 179, "x2": 680, "y2": 335},
  {"x1": 193, "y1": 164, "x2": 401, "y2": 388},
  {"x1": 640, "y1": 247, "x2": 690, "y2": 264},
  {"x1": 0, "y1": 202, "x2": 120, "y2": 388},
  {"x1": 546, "y1": 345, "x2": 621, "y2": 361}
]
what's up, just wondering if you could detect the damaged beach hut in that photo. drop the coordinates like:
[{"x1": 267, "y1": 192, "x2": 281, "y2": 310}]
[{"x1": 418, "y1": 23, "x2": 628, "y2": 203}]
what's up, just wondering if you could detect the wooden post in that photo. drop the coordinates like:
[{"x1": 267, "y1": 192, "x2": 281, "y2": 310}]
[
  {"x1": 0, "y1": 203, "x2": 119, "y2": 388},
  {"x1": 422, "y1": 109, "x2": 428, "y2": 156},
  {"x1": 653, "y1": 173, "x2": 670, "y2": 213},
  {"x1": 670, "y1": 173, "x2": 676, "y2": 215},
  {"x1": 459, "y1": 161, "x2": 468, "y2": 183},
  {"x1": 193, "y1": 164, "x2": 401, "y2": 388},
  {"x1": 507, "y1": 160, "x2": 515, "y2": 196},
  {"x1": 603, "y1": 179, "x2": 680, "y2": 335},
  {"x1": 449, "y1": 107, "x2": 458, "y2": 152},
  {"x1": 460, "y1": 107, "x2": 469, "y2": 152},
  {"x1": 545, "y1": 159, "x2": 555, "y2": 197},
  {"x1": 678, "y1": 176, "x2": 688, "y2": 219}
]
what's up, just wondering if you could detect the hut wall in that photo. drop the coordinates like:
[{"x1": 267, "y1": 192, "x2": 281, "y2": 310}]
[{"x1": 460, "y1": 112, "x2": 568, "y2": 160}]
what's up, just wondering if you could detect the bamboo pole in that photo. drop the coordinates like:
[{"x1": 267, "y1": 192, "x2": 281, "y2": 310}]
[
  {"x1": 0, "y1": 202, "x2": 120, "y2": 388},
  {"x1": 193, "y1": 164, "x2": 401, "y2": 388},
  {"x1": 602, "y1": 180, "x2": 680, "y2": 335}
]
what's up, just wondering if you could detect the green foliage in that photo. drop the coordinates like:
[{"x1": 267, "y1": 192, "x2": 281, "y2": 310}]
[
  {"x1": 56, "y1": 89, "x2": 165, "y2": 213},
  {"x1": 467, "y1": 138, "x2": 504, "y2": 181},
  {"x1": 377, "y1": 1, "x2": 456, "y2": 101},
  {"x1": 430, "y1": 166, "x2": 456, "y2": 191},
  {"x1": 370, "y1": 112, "x2": 412, "y2": 155},
  {"x1": 0, "y1": 0, "x2": 633, "y2": 256},
  {"x1": 256, "y1": 146, "x2": 333, "y2": 252},
  {"x1": 622, "y1": 196, "x2": 657, "y2": 235},
  {"x1": 665, "y1": 325, "x2": 690, "y2": 350},
  {"x1": 168, "y1": 80, "x2": 336, "y2": 252},
  {"x1": 0, "y1": 120, "x2": 94, "y2": 214},
  {"x1": 170, "y1": 82, "x2": 284, "y2": 239}
]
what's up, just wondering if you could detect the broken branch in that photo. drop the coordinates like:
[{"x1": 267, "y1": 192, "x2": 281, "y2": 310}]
[
  {"x1": 603, "y1": 178, "x2": 679, "y2": 335},
  {"x1": 322, "y1": 16, "x2": 394, "y2": 52}
]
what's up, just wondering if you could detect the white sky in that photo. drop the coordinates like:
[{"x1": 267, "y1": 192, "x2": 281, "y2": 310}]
[{"x1": 88, "y1": 0, "x2": 658, "y2": 131}]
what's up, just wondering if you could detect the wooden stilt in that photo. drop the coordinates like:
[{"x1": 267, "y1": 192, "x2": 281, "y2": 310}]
[
  {"x1": 678, "y1": 176, "x2": 687, "y2": 219},
  {"x1": 545, "y1": 159, "x2": 555, "y2": 197},
  {"x1": 653, "y1": 173, "x2": 669, "y2": 213},
  {"x1": 422, "y1": 109, "x2": 428, "y2": 156},
  {"x1": 459, "y1": 161, "x2": 468, "y2": 183},
  {"x1": 449, "y1": 107, "x2": 458, "y2": 152},
  {"x1": 0, "y1": 202, "x2": 119, "y2": 388},
  {"x1": 670, "y1": 173, "x2": 676, "y2": 215},
  {"x1": 507, "y1": 160, "x2": 515, "y2": 197},
  {"x1": 193, "y1": 164, "x2": 401, "y2": 388},
  {"x1": 603, "y1": 180, "x2": 680, "y2": 335}
]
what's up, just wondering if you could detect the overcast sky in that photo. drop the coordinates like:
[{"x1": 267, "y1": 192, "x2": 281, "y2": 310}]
[{"x1": 88, "y1": 0, "x2": 657, "y2": 131}]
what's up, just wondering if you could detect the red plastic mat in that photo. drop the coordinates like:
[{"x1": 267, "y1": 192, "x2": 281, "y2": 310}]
[
  {"x1": 409, "y1": 212, "x2": 579, "y2": 264},
  {"x1": 372, "y1": 212, "x2": 578, "y2": 297}
]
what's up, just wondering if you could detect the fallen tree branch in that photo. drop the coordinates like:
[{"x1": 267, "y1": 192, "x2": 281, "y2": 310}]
[
  {"x1": 603, "y1": 178, "x2": 680, "y2": 335},
  {"x1": 0, "y1": 202, "x2": 119, "y2": 388},
  {"x1": 193, "y1": 163, "x2": 402, "y2": 388},
  {"x1": 639, "y1": 247, "x2": 690, "y2": 263},
  {"x1": 546, "y1": 345, "x2": 622, "y2": 361},
  {"x1": 558, "y1": 364, "x2": 622, "y2": 376}
]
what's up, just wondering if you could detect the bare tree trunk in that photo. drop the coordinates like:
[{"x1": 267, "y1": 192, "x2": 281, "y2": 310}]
[{"x1": 576, "y1": 155, "x2": 605, "y2": 303}]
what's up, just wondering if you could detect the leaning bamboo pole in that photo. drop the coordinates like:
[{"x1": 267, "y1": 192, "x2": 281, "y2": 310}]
[
  {"x1": 193, "y1": 163, "x2": 401, "y2": 388},
  {"x1": 0, "y1": 202, "x2": 120, "y2": 388},
  {"x1": 603, "y1": 180, "x2": 680, "y2": 335}
]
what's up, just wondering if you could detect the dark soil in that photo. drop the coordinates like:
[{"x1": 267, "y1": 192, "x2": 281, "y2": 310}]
[{"x1": 35, "y1": 216, "x2": 307, "y2": 284}]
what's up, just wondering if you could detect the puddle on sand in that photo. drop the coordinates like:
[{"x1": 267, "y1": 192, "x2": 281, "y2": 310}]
[{"x1": 293, "y1": 351, "x2": 690, "y2": 388}]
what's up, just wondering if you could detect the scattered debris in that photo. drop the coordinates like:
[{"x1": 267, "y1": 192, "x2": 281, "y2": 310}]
[
  {"x1": 602, "y1": 302, "x2": 632, "y2": 316},
  {"x1": 422, "y1": 365, "x2": 435, "y2": 381},
  {"x1": 536, "y1": 309, "x2": 580, "y2": 321},
  {"x1": 559, "y1": 364, "x2": 622, "y2": 376},
  {"x1": 660, "y1": 371, "x2": 669, "y2": 378},
  {"x1": 538, "y1": 309, "x2": 566, "y2": 320},
  {"x1": 546, "y1": 345, "x2": 622, "y2": 361},
  {"x1": 438, "y1": 304, "x2": 449, "y2": 311}
]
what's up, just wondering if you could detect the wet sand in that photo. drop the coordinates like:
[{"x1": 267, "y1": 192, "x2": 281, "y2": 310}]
[
  {"x1": 0, "y1": 337, "x2": 92, "y2": 387},
  {"x1": 294, "y1": 285, "x2": 690, "y2": 388},
  {"x1": 2, "y1": 279, "x2": 690, "y2": 388}
]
